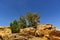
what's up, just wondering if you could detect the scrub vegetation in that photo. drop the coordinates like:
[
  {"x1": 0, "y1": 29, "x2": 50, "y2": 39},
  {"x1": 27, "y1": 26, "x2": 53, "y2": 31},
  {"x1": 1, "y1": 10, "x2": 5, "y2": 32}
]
[{"x1": 10, "y1": 12, "x2": 40, "y2": 33}]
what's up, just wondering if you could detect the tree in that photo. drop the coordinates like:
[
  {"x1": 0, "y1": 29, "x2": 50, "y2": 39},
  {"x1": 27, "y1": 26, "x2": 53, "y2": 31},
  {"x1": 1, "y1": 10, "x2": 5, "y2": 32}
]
[
  {"x1": 26, "y1": 12, "x2": 40, "y2": 28},
  {"x1": 32, "y1": 13, "x2": 40, "y2": 28},
  {"x1": 19, "y1": 16, "x2": 26, "y2": 28},
  {"x1": 10, "y1": 12, "x2": 40, "y2": 32},
  {"x1": 10, "y1": 20, "x2": 20, "y2": 33},
  {"x1": 26, "y1": 12, "x2": 33, "y2": 27}
]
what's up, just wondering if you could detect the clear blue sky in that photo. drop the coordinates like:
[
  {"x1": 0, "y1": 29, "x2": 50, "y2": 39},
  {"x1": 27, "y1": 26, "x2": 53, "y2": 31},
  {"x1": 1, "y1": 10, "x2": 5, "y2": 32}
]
[{"x1": 0, "y1": 0, "x2": 60, "y2": 29}]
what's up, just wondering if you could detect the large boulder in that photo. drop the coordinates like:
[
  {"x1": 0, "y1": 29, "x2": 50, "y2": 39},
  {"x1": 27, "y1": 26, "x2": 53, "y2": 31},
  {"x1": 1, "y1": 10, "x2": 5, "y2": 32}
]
[
  {"x1": 35, "y1": 24, "x2": 56, "y2": 37},
  {"x1": 49, "y1": 30, "x2": 60, "y2": 40},
  {"x1": 37, "y1": 24, "x2": 56, "y2": 30},
  {"x1": 0, "y1": 28, "x2": 11, "y2": 37},
  {"x1": 35, "y1": 30, "x2": 44, "y2": 37},
  {"x1": 49, "y1": 30, "x2": 60, "y2": 37}
]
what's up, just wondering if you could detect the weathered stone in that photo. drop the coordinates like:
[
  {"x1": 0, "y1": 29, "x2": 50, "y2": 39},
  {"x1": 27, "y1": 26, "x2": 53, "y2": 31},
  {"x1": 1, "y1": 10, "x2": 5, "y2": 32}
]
[
  {"x1": 20, "y1": 27, "x2": 35, "y2": 36},
  {"x1": 35, "y1": 24, "x2": 56, "y2": 37},
  {"x1": 0, "y1": 24, "x2": 57, "y2": 40}
]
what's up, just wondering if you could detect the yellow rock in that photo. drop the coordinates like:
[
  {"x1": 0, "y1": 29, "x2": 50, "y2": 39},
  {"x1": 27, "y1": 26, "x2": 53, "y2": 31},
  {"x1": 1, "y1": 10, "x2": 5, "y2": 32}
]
[
  {"x1": 35, "y1": 24, "x2": 56, "y2": 36},
  {"x1": 0, "y1": 27, "x2": 11, "y2": 37}
]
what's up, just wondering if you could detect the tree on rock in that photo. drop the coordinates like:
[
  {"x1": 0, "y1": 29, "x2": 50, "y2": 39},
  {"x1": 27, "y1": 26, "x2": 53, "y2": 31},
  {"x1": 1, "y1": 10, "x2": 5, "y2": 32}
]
[
  {"x1": 19, "y1": 16, "x2": 26, "y2": 28},
  {"x1": 10, "y1": 20, "x2": 20, "y2": 33},
  {"x1": 26, "y1": 12, "x2": 40, "y2": 28}
]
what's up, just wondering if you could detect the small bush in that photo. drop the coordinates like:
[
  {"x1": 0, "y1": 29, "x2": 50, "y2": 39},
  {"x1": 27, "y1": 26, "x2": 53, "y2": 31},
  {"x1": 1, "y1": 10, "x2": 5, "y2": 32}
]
[{"x1": 10, "y1": 20, "x2": 20, "y2": 33}]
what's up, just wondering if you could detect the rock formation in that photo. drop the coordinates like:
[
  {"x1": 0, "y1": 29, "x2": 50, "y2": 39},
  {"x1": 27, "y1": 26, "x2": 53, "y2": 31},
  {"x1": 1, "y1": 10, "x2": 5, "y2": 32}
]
[{"x1": 0, "y1": 24, "x2": 60, "y2": 40}]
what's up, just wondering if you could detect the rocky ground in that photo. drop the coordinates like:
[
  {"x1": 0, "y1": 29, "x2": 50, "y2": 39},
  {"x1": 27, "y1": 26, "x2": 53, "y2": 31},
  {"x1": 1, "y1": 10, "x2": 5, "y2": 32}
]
[{"x1": 0, "y1": 24, "x2": 60, "y2": 40}]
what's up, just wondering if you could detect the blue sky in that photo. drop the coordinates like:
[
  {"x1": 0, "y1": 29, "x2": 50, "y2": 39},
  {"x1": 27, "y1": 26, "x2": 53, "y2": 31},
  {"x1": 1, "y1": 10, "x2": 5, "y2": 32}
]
[{"x1": 0, "y1": 0, "x2": 60, "y2": 29}]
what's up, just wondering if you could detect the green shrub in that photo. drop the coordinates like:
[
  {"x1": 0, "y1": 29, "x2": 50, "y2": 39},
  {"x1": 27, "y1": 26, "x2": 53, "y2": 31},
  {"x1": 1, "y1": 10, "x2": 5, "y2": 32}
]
[
  {"x1": 19, "y1": 16, "x2": 26, "y2": 28},
  {"x1": 26, "y1": 12, "x2": 40, "y2": 28},
  {"x1": 10, "y1": 20, "x2": 20, "y2": 33}
]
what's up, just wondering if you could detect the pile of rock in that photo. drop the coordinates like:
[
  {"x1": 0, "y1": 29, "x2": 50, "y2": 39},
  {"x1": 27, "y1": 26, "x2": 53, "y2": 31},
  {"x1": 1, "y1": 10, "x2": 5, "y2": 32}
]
[{"x1": 0, "y1": 24, "x2": 59, "y2": 40}]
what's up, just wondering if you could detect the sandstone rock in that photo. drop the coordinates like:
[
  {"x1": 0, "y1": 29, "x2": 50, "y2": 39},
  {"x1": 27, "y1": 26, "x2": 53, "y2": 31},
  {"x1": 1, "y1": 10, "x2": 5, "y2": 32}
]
[
  {"x1": 29, "y1": 37, "x2": 48, "y2": 40},
  {"x1": 35, "y1": 24, "x2": 56, "y2": 37},
  {"x1": 49, "y1": 30, "x2": 60, "y2": 37},
  {"x1": 0, "y1": 24, "x2": 57, "y2": 40},
  {"x1": 35, "y1": 30, "x2": 44, "y2": 37},
  {"x1": 0, "y1": 27, "x2": 11, "y2": 37},
  {"x1": 49, "y1": 30, "x2": 60, "y2": 40},
  {"x1": 4, "y1": 28, "x2": 12, "y2": 36},
  {"x1": 37, "y1": 24, "x2": 56, "y2": 30},
  {"x1": 7, "y1": 33, "x2": 34, "y2": 40},
  {"x1": 20, "y1": 27, "x2": 35, "y2": 36}
]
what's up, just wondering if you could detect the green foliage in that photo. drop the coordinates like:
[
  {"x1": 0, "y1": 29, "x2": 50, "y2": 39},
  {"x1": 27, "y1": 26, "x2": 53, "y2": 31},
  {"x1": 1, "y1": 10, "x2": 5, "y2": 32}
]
[
  {"x1": 10, "y1": 12, "x2": 40, "y2": 33},
  {"x1": 10, "y1": 20, "x2": 20, "y2": 33},
  {"x1": 26, "y1": 12, "x2": 40, "y2": 27},
  {"x1": 19, "y1": 16, "x2": 26, "y2": 28}
]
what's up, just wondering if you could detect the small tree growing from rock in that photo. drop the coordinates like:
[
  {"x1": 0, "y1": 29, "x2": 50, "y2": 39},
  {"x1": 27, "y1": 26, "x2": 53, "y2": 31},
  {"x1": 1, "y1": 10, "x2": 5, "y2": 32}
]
[
  {"x1": 10, "y1": 20, "x2": 20, "y2": 33},
  {"x1": 26, "y1": 12, "x2": 40, "y2": 28},
  {"x1": 19, "y1": 16, "x2": 27, "y2": 28},
  {"x1": 10, "y1": 12, "x2": 40, "y2": 33}
]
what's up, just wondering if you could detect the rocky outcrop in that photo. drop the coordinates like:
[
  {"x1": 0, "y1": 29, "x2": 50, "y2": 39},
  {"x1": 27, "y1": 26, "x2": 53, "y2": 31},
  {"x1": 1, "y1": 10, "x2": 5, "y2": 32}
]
[
  {"x1": 20, "y1": 27, "x2": 36, "y2": 36},
  {"x1": 49, "y1": 30, "x2": 60, "y2": 40},
  {"x1": 3, "y1": 33, "x2": 48, "y2": 40},
  {"x1": 0, "y1": 28, "x2": 11, "y2": 37},
  {"x1": 0, "y1": 24, "x2": 59, "y2": 40},
  {"x1": 35, "y1": 24, "x2": 56, "y2": 37}
]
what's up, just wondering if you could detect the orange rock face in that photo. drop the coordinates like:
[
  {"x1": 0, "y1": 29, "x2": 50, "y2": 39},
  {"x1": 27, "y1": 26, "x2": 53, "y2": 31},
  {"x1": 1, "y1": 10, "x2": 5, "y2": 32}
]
[
  {"x1": 0, "y1": 24, "x2": 60, "y2": 40},
  {"x1": 49, "y1": 30, "x2": 60, "y2": 40},
  {"x1": 36, "y1": 24, "x2": 56, "y2": 36}
]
